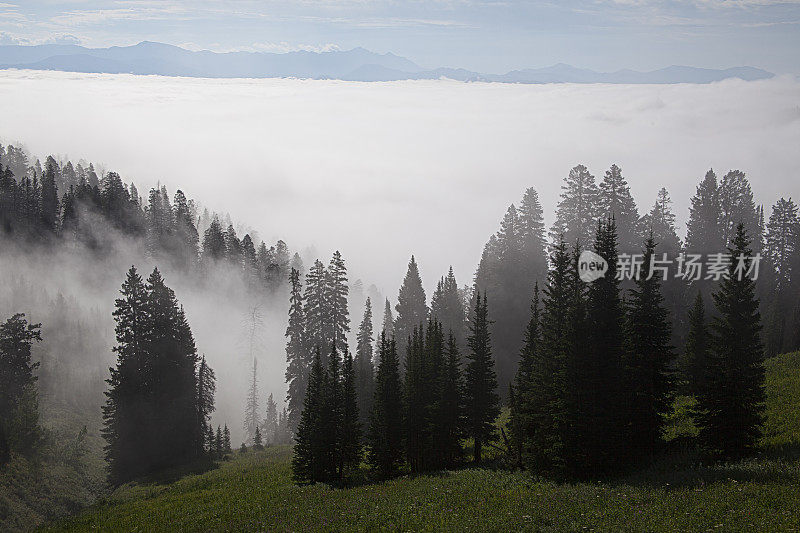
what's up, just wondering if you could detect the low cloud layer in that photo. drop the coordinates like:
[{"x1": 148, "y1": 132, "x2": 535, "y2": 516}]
[{"x1": 1, "y1": 70, "x2": 799, "y2": 298}]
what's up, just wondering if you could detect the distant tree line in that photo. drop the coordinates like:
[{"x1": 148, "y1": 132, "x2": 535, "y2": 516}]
[
  {"x1": 476, "y1": 164, "x2": 798, "y2": 394},
  {"x1": 288, "y1": 163, "x2": 794, "y2": 483},
  {"x1": 0, "y1": 143, "x2": 300, "y2": 293}
]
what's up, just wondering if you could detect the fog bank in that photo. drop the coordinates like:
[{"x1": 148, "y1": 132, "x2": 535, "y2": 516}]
[{"x1": 1, "y1": 70, "x2": 798, "y2": 298}]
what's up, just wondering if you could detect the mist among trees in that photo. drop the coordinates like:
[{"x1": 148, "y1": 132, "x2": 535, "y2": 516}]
[{"x1": 1, "y1": 141, "x2": 799, "y2": 505}]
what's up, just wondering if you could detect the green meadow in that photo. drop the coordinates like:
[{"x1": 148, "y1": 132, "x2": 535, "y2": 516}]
[{"x1": 41, "y1": 351, "x2": 800, "y2": 532}]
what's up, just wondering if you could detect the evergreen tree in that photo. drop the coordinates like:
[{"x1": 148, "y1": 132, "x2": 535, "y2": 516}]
[
  {"x1": 201, "y1": 217, "x2": 226, "y2": 263},
  {"x1": 585, "y1": 218, "x2": 627, "y2": 471},
  {"x1": 253, "y1": 426, "x2": 264, "y2": 450},
  {"x1": 326, "y1": 251, "x2": 350, "y2": 354},
  {"x1": 173, "y1": 189, "x2": 199, "y2": 270},
  {"x1": 510, "y1": 282, "x2": 546, "y2": 471},
  {"x1": 763, "y1": 198, "x2": 800, "y2": 355},
  {"x1": 61, "y1": 161, "x2": 77, "y2": 190},
  {"x1": 206, "y1": 425, "x2": 216, "y2": 457},
  {"x1": 197, "y1": 355, "x2": 216, "y2": 456},
  {"x1": 0, "y1": 163, "x2": 19, "y2": 234},
  {"x1": 368, "y1": 333, "x2": 404, "y2": 479},
  {"x1": 241, "y1": 234, "x2": 259, "y2": 286},
  {"x1": 475, "y1": 189, "x2": 549, "y2": 394},
  {"x1": 424, "y1": 319, "x2": 446, "y2": 469},
  {"x1": 103, "y1": 267, "x2": 209, "y2": 485},
  {"x1": 680, "y1": 292, "x2": 710, "y2": 397},
  {"x1": 431, "y1": 267, "x2": 467, "y2": 351},
  {"x1": 322, "y1": 344, "x2": 343, "y2": 481},
  {"x1": 517, "y1": 240, "x2": 582, "y2": 474},
  {"x1": 550, "y1": 164, "x2": 600, "y2": 248},
  {"x1": 464, "y1": 292, "x2": 499, "y2": 463},
  {"x1": 640, "y1": 188, "x2": 681, "y2": 255},
  {"x1": 264, "y1": 393, "x2": 278, "y2": 444},
  {"x1": 224, "y1": 224, "x2": 242, "y2": 268},
  {"x1": 257, "y1": 242, "x2": 271, "y2": 284},
  {"x1": 223, "y1": 424, "x2": 232, "y2": 454},
  {"x1": 685, "y1": 169, "x2": 725, "y2": 303},
  {"x1": 86, "y1": 163, "x2": 99, "y2": 189},
  {"x1": 640, "y1": 187, "x2": 685, "y2": 345},
  {"x1": 598, "y1": 165, "x2": 640, "y2": 252},
  {"x1": 216, "y1": 426, "x2": 224, "y2": 457},
  {"x1": 437, "y1": 331, "x2": 464, "y2": 468},
  {"x1": 304, "y1": 260, "x2": 329, "y2": 355},
  {"x1": 381, "y1": 298, "x2": 394, "y2": 338},
  {"x1": 145, "y1": 269, "x2": 200, "y2": 471},
  {"x1": 624, "y1": 234, "x2": 674, "y2": 460},
  {"x1": 355, "y1": 297, "x2": 375, "y2": 432},
  {"x1": 395, "y1": 256, "x2": 428, "y2": 356},
  {"x1": 518, "y1": 187, "x2": 549, "y2": 282},
  {"x1": 145, "y1": 186, "x2": 174, "y2": 258},
  {"x1": 765, "y1": 198, "x2": 799, "y2": 291},
  {"x1": 60, "y1": 186, "x2": 78, "y2": 239},
  {"x1": 102, "y1": 267, "x2": 149, "y2": 485},
  {"x1": 277, "y1": 407, "x2": 291, "y2": 445},
  {"x1": 719, "y1": 171, "x2": 760, "y2": 248},
  {"x1": 272, "y1": 240, "x2": 291, "y2": 288},
  {"x1": 340, "y1": 349, "x2": 362, "y2": 478},
  {"x1": 404, "y1": 325, "x2": 428, "y2": 472},
  {"x1": 696, "y1": 224, "x2": 765, "y2": 458},
  {"x1": 491, "y1": 204, "x2": 531, "y2": 393},
  {"x1": 285, "y1": 267, "x2": 309, "y2": 433},
  {"x1": 40, "y1": 156, "x2": 59, "y2": 232},
  {"x1": 292, "y1": 348, "x2": 326, "y2": 484},
  {"x1": 100, "y1": 171, "x2": 141, "y2": 234},
  {"x1": 0, "y1": 313, "x2": 42, "y2": 464}
]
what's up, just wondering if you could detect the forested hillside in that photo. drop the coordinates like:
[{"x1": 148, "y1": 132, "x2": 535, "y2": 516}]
[{"x1": 0, "y1": 142, "x2": 306, "y2": 530}]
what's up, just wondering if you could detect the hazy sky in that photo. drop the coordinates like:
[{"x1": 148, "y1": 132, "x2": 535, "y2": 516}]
[
  {"x1": 1, "y1": 70, "x2": 798, "y2": 298},
  {"x1": 0, "y1": 1, "x2": 799, "y2": 74}
]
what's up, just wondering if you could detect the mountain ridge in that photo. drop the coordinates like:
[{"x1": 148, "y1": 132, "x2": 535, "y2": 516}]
[{"x1": 0, "y1": 41, "x2": 774, "y2": 84}]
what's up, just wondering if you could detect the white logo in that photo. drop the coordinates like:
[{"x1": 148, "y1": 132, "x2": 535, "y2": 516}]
[{"x1": 579, "y1": 250, "x2": 608, "y2": 283}]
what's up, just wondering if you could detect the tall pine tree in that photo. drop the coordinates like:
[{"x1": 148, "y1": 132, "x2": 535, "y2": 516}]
[
  {"x1": 624, "y1": 234, "x2": 674, "y2": 460},
  {"x1": 285, "y1": 267, "x2": 309, "y2": 432},
  {"x1": 292, "y1": 348, "x2": 326, "y2": 484},
  {"x1": 696, "y1": 224, "x2": 765, "y2": 458},
  {"x1": 394, "y1": 256, "x2": 428, "y2": 356},
  {"x1": 367, "y1": 333, "x2": 404, "y2": 479},
  {"x1": 355, "y1": 297, "x2": 375, "y2": 433},
  {"x1": 550, "y1": 164, "x2": 600, "y2": 247},
  {"x1": 464, "y1": 292, "x2": 499, "y2": 463}
]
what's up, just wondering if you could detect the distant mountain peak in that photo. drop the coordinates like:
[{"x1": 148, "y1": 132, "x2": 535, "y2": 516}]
[{"x1": 0, "y1": 41, "x2": 774, "y2": 84}]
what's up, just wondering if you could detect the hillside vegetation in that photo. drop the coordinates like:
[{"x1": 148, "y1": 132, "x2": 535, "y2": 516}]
[{"x1": 44, "y1": 352, "x2": 800, "y2": 532}]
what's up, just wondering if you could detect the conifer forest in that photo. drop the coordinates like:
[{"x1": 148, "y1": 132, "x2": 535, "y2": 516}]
[
  {"x1": 1, "y1": 3, "x2": 799, "y2": 529},
  {"x1": 2, "y1": 135, "x2": 799, "y2": 529}
]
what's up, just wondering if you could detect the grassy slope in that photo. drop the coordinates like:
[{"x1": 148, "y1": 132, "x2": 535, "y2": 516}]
[
  {"x1": 48, "y1": 352, "x2": 800, "y2": 532},
  {"x1": 0, "y1": 404, "x2": 106, "y2": 532}
]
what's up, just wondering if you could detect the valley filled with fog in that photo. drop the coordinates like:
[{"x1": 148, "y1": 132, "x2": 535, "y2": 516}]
[
  {"x1": 1, "y1": 70, "x2": 799, "y2": 446},
  {"x1": 2, "y1": 71, "x2": 798, "y2": 294}
]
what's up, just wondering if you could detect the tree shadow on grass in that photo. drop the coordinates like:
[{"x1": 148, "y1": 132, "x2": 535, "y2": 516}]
[
  {"x1": 613, "y1": 441, "x2": 800, "y2": 490},
  {"x1": 132, "y1": 456, "x2": 222, "y2": 487},
  {"x1": 317, "y1": 458, "x2": 502, "y2": 490}
]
